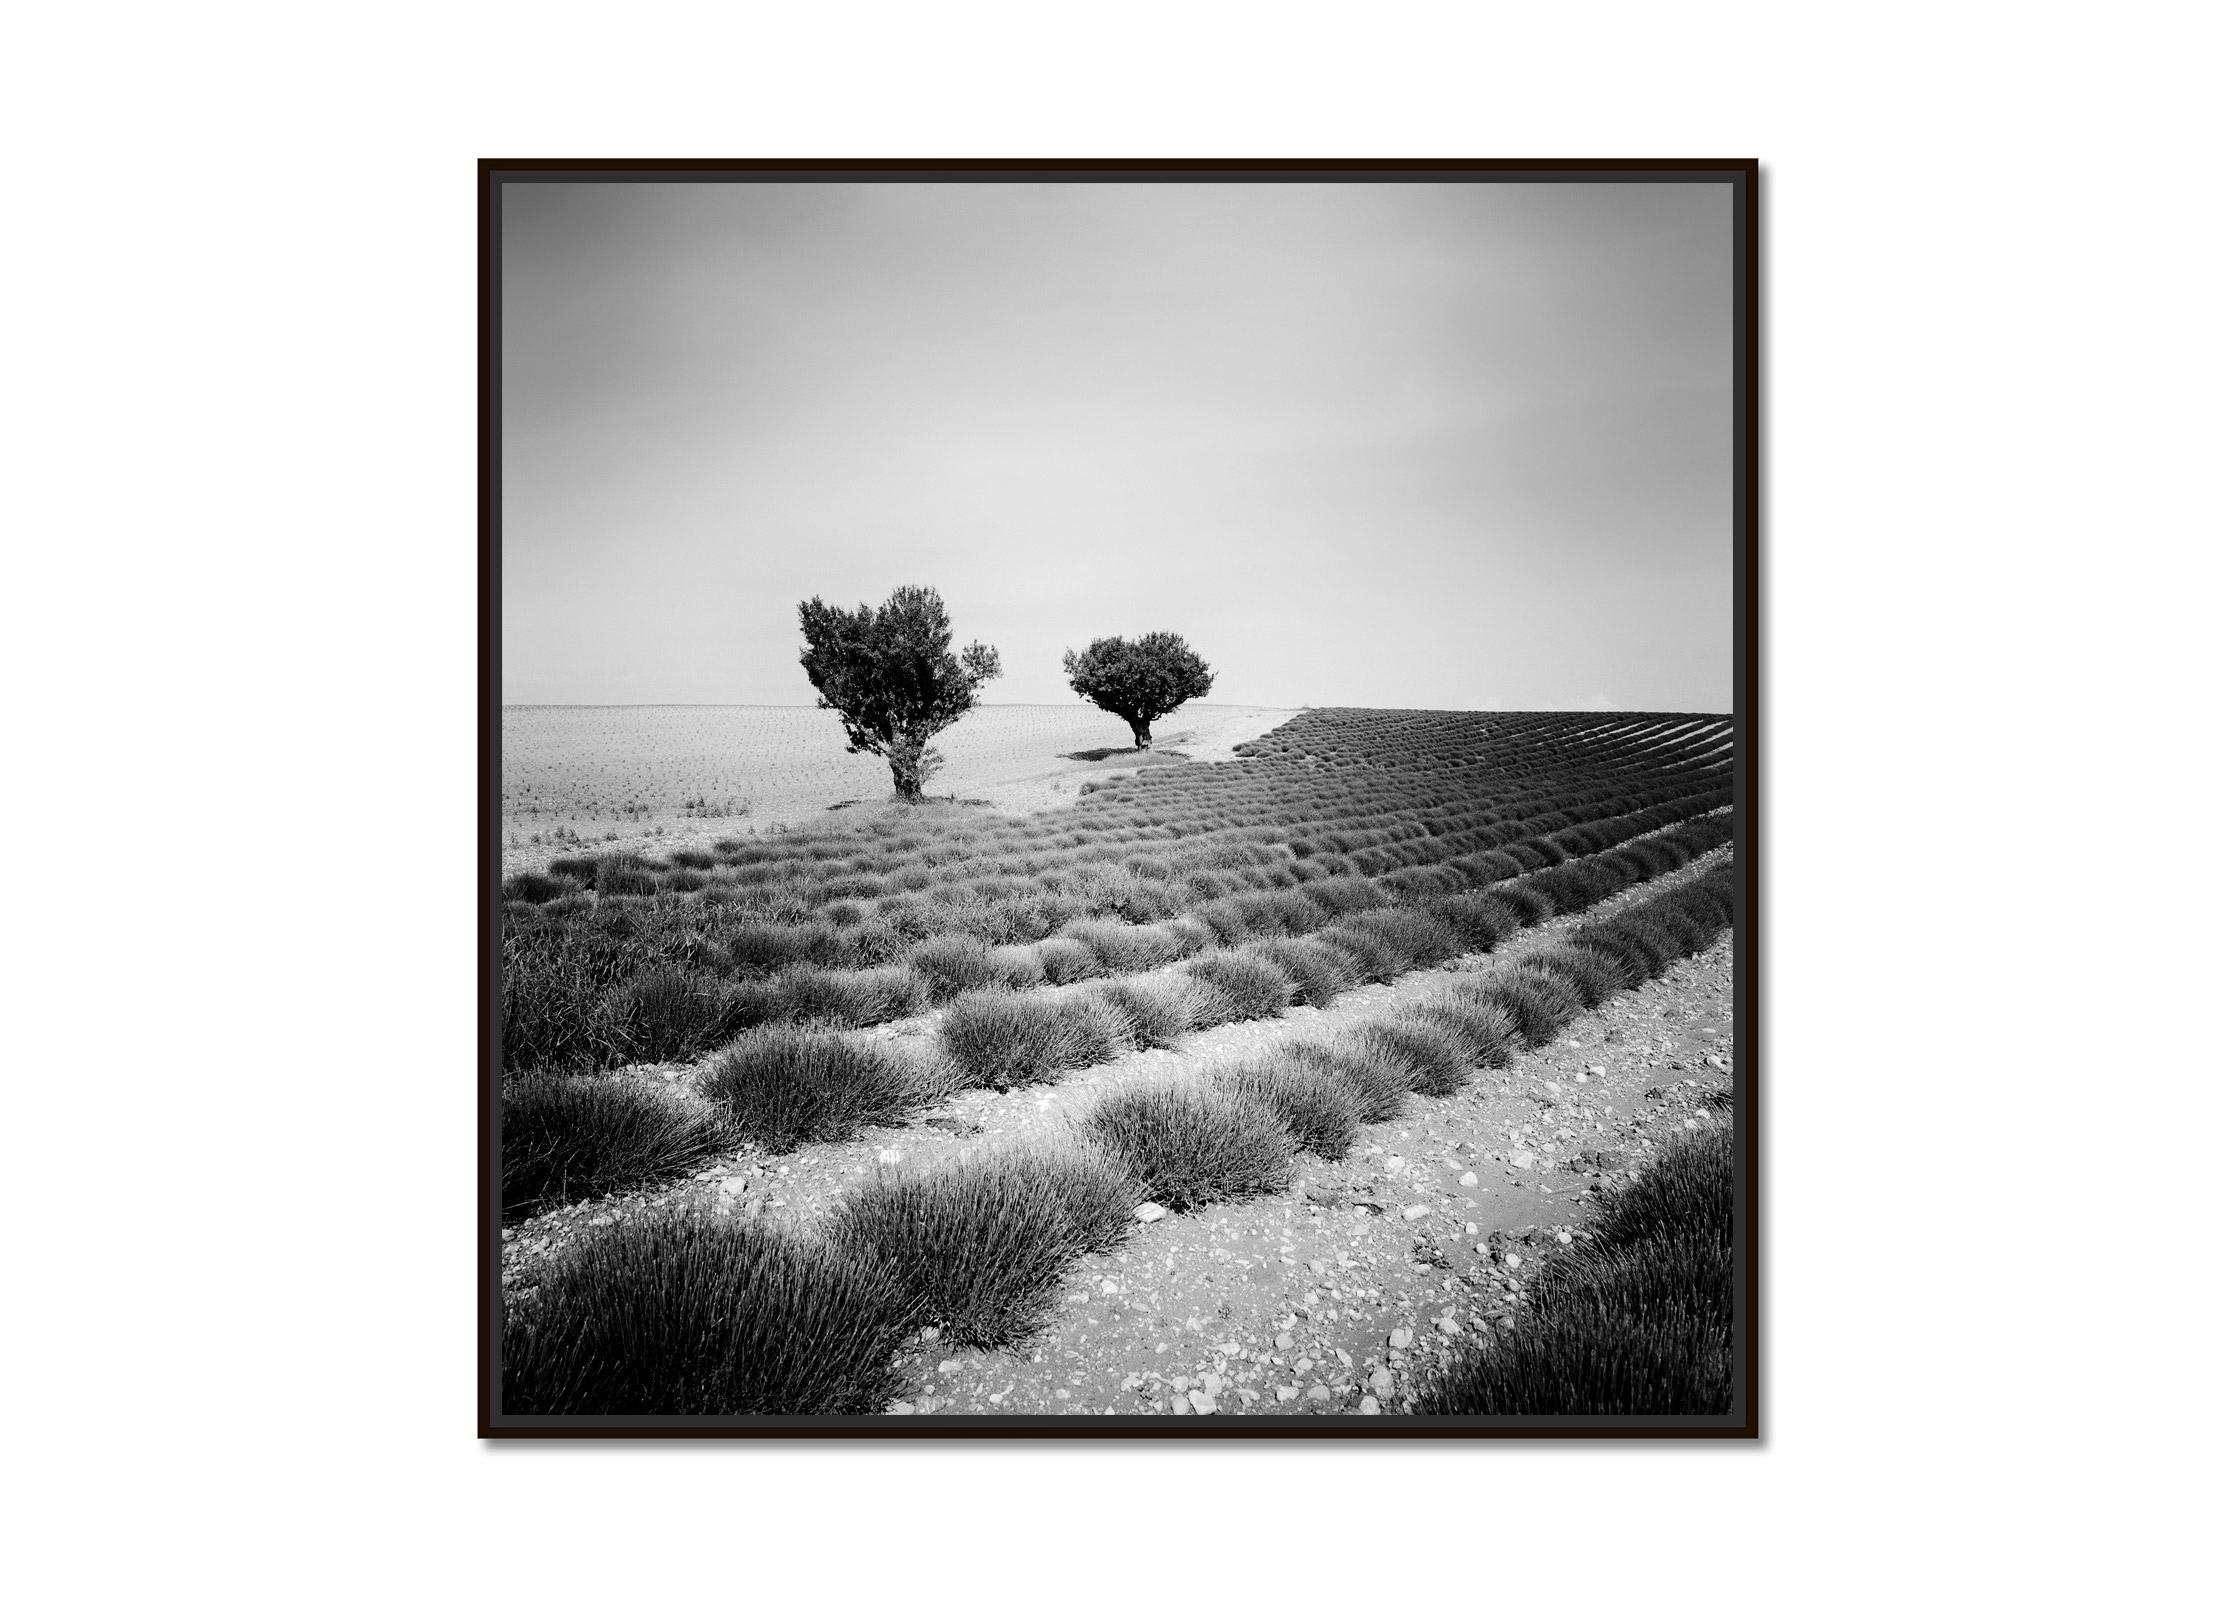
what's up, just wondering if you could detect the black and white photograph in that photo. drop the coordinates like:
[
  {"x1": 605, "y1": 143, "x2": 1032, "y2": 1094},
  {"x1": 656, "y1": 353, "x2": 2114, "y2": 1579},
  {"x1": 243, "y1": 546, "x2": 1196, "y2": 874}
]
[
  {"x1": 15, "y1": 0, "x2": 2239, "y2": 1589},
  {"x1": 484, "y1": 163, "x2": 1756, "y2": 1434}
]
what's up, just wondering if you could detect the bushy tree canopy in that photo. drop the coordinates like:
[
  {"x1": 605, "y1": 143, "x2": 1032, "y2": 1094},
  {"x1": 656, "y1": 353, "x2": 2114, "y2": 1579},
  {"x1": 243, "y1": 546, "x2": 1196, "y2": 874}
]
[
  {"x1": 798, "y1": 585, "x2": 1001, "y2": 799},
  {"x1": 1062, "y1": 631, "x2": 1215, "y2": 748}
]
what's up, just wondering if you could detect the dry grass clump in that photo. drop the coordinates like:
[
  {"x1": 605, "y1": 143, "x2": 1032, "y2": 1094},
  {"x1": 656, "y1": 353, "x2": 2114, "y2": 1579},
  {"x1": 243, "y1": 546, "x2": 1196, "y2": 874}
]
[
  {"x1": 1228, "y1": 888, "x2": 1329, "y2": 936},
  {"x1": 1270, "y1": 1039, "x2": 1412, "y2": 1123},
  {"x1": 1502, "y1": 838, "x2": 1563, "y2": 870},
  {"x1": 1487, "y1": 883, "x2": 1558, "y2": 927},
  {"x1": 939, "y1": 989, "x2": 1123, "y2": 1090},
  {"x1": 1344, "y1": 1016, "x2": 1474, "y2": 1097},
  {"x1": 826, "y1": 1141, "x2": 1142, "y2": 1348},
  {"x1": 1061, "y1": 919, "x2": 1184, "y2": 973},
  {"x1": 593, "y1": 855, "x2": 663, "y2": 897},
  {"x1": 1181, "y1": 951, "x2": 1297, "y2": 1021},
  {"x1": 1460, "y1": 968, "x2": 1583, "y2": 1048},
  {"x1": 823, "y1": 918, "x2": 901, "y2": 967},
  {"x1": 727, "y1": 923, "x2": 812, "y2": 977},
  {"x1": 1253, "y1": 937, "x2": 1353, "y2": 1007},
  {"x1": 1343, "y1": 907, "x2": 1463, "y2": 968},
  {"x1": 1424, "y1": 894, "x2": 1523, "y2": 953},
  {"x1": 1159, "y1": 917, "x2": 1220, "y2": 957},
  {"x1": 771, "y1": 965, "x2": 926, "y2": 1029},
  {"x1": 502, "y1": 923, "x2": 652, "y2": 1077},
  {"x1": 1602, "y1": 915, "x2": 1689, "y2": 972},
  {"x1": 1389, "y1": 1000, "x2": 1517, "y2": 1073},
  {"x1": 1516, "y1": 945, "x2": 1633, "y2": 1008},
  {"x1": 606, "y1": 967, "x2": 735, "y2": 1063},
  {"x1": 1629, "y1": 897, "x2": 1718, "y2": 957},
  {"x1": 1587, "y1": 848, "x2": 1647, "y2": 886},
  {"x1": 1448, "y1": 851, "x2": 1525, "y2": 886},
  {"x1": 985, "y1": 944, "x2": 1048, "y2": 989},
  {"x1": 906, "y1": 935, "x2": 1009, "y2": 1003},
  {"x1": 1030, "y1": 936, "x2": 1103, "y2": 986},
  {"x1": 1553, "y1": 925, "x2": 1658, "y2": 987},
  {"x1": 700, "y1": 1028, "x2": 933, "y2": 1153},
  {"x1": 1088, "y1": 979, "x2": 1193, "y2": 1050},
  {"x1": 1222, "y1": 1057, "x2": 1366, "y2": 1159},
  {"x1": 1078, "y1": 1078, "x2": 1297, "y2": 1211},
  {"x1": 1383, "y1": 864, "x2": 1472, "y2": 901},
  {"x1": 1590, "y1": 1124, "x2": 1734, "y2": 1255},
  {"x1": 1409, "y1": 1126, "x2": 1732, "y2": 1416},
  {"x1": 1192, "y1": 899, "x2": 1255, "y2": 944},
  {"x1": 1298, "y1": 879, "x2": 1391, "y2": 921},
  {"x1": 1688, "y1": 868, "x2": 1737, "y2": 920},
  {"x1": 503, "y1": 1212, "x2": 914, "y2": 1416},
  {"x1": 1548, "y1": 861, "x2": 1632, "y2": 912},
  {"x1": 501, "y1": 1073, "x2": 735, "y2": 1220},
  {"x1": 1314, "y1": 924, "x2": 1410, "y2": 985},
  {"x1": 1131, "y1": 971, "x2": 1237, "y2": 1035},
  {"x1": 1576, "y1": 914, "x2": 1684, "y2": 977},
  {"x1": 1681, "y1": 889, "x2": 1741, "y2": 948}
]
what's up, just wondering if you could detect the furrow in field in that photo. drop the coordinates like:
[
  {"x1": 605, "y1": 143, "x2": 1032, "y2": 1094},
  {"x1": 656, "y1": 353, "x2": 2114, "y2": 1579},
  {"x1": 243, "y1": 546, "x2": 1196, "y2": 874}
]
[
  {"x1": 886, "y1": 896, "x2": 1736, "y2": 1420},
  {"x1": 499, "y1": 848, "x2": 1735, "y2": 1396},
  {"x1": 498, "y1": 809, "x2": 1732, "y2": 1224},
  {"x1": 500, "y1": 773, "x2": 1733, "y2": 1080}
]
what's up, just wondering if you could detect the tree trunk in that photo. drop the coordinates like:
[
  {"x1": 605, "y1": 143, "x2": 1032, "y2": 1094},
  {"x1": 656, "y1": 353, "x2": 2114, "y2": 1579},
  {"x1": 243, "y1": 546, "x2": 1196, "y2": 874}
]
[
  {"x1": 888, "y1": 751, "x2": 924, "y2": 801},
  {"x1": 1128, "y1": 716, "x2": 1152, "y2": 749}
]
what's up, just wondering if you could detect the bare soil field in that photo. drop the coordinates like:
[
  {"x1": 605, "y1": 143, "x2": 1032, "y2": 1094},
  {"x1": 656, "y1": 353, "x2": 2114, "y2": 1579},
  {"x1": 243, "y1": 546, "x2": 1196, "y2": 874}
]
[{"x1": 500, "y1": 702, "x2": 1299, "y2": 876}]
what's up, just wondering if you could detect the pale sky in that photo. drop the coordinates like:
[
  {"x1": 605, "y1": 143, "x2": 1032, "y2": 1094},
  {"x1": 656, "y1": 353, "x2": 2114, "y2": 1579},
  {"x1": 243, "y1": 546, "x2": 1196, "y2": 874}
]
[{"x1": 500, "y1": 177, "x2": 1735, "y2": 711}]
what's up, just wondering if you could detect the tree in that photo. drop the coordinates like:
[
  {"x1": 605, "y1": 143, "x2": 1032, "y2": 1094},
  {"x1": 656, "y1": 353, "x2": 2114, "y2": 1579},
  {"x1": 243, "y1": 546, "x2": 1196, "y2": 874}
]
[
  {"x1": 1061, "y1": 631, "x2": 1215, "y2": 750},
  {"x1": 797, "y1": 585, "x2": 1002, "y2": 801}
]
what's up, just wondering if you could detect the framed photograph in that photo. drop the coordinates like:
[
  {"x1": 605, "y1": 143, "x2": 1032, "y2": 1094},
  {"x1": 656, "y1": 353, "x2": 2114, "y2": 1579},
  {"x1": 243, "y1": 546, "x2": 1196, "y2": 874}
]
[{"x1": 481, "y1": 159, "x2": 1757, "y2": 1438}]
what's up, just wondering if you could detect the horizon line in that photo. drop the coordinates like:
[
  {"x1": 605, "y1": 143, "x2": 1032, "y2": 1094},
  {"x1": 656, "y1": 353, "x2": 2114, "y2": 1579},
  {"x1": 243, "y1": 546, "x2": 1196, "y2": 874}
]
[{"x1": 498, "y1": 701, "x2": 1730, "y2": 715}]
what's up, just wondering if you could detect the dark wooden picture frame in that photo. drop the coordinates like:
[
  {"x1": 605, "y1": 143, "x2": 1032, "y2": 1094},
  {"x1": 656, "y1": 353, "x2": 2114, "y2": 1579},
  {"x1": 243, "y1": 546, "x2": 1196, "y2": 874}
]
[{"x1": 480, "y1": 158, "x2": 1758, "y2": 1439}]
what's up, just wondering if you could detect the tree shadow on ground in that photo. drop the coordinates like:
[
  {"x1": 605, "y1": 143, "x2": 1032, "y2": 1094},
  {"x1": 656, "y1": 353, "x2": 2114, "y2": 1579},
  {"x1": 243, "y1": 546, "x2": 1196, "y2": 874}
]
[
  {"x1": 1058, "y1": 747, "x2": 1192, "y2": 763},
  {"x1": 827, "y1": 796, "x2": 994, "y2": 810}
]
